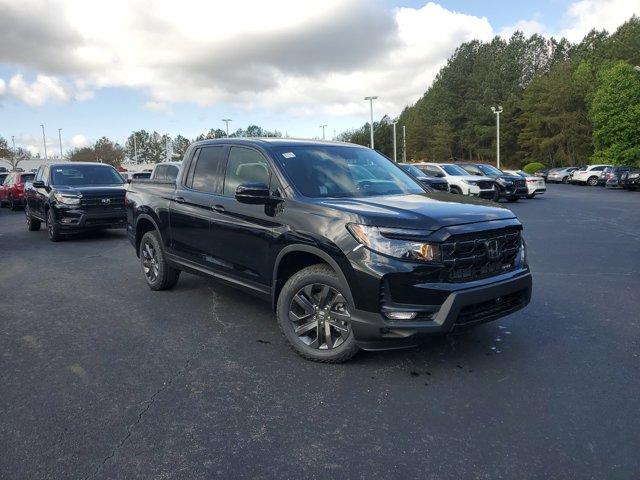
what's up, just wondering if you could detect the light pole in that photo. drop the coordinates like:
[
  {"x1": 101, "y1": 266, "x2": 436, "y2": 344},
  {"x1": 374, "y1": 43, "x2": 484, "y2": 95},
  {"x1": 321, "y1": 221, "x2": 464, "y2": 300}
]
[
  {"x1": 364, "y1": 96, "x2": 378, "y2": 149},
  {"x1": 319, "y1": 124, "x2": 327, "y2": 140},
  {"x1": 58, "y1": 128, "x2": 63, "y2": 159},
  {"x1": 402, "y1": 125, "x2": 407, "y2": 162},
  {"x1": 40, "y1": 124, "x2": 48, "y2": 160},
  {"x1": 11, "y1": 136, "x2": 15, "y2": 166},
  {"x1": 491, "y1": 106, "x2": 503, "y2": 169},
  {"x1": 222, "y1": 119, "x2": 232, "y2": 137},
  {"x1": 391, "y1": 121, "x2": 398, "y2": 162}
]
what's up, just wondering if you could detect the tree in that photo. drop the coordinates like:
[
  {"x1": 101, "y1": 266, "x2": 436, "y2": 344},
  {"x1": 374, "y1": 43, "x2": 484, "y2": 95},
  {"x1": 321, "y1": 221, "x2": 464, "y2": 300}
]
[
  {"x1": 589, "y1": 61, "x2": 640, "y2": 165},
  {"x1": 173, "y1": 135, "x2": 191, "y2": 159},
  {"x1": 0, "y1": 137, "x2": 31, "y2": 170},
  {"x1": 68, "y1": 137, "x2": 125, "y2": 167}
]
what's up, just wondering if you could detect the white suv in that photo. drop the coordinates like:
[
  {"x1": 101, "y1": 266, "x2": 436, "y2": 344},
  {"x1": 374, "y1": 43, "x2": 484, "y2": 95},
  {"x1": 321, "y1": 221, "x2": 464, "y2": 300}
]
[
  {"x1": 415, "y1": 163, "x2": 495, "y2": 199},
  {"x1": 571, "y1": 165, "x2": 611, "y2": 186}
]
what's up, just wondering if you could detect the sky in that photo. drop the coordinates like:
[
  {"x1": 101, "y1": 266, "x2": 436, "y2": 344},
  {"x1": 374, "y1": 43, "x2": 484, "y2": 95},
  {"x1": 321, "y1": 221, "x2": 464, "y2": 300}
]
[{"x1": 0, "y1": 0, "x2": 638, "y2": 156}]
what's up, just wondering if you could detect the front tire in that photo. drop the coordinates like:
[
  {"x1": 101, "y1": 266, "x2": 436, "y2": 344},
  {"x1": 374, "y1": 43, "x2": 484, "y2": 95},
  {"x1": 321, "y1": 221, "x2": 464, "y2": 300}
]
[
  {"x1": 46, "y1": 209, "x2": 62, "y2": 242},
  {"x1": 562, "y1": 176, "x2": 569, "y2": 184},
  {"x1": 526, "y1": 194, "x2": 535, "y2": 199},
  {"x1": 9, "y1": 196, "x2": 18, "y2": 211},
  {"x1": 450, "y1": 186, "x2": 462, "y2": 195},
  {"x1": 139, "y1": 230, "x2": 180, "y2": 290},
  {"x1": 276, "y1": 264, "x2": 359, "y2": 363},
  {"x1": 587, "y1": 176, "x2": 598, "y2": 186},
  {"x1": 507, "y1": 196, "x2": 519, "y2": 202}
]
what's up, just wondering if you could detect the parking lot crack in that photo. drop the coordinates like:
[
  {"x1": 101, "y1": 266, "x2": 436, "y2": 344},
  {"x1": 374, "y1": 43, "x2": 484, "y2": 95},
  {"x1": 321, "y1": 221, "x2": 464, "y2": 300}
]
[{"x1": 81, "y1": 354, "x2": 198, "y2": 480}]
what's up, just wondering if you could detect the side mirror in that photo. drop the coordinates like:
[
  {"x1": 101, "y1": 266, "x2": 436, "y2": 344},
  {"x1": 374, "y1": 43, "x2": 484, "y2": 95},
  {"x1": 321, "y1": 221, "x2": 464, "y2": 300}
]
[
  {"x1": 235, "y1": 182, "x2": 278, "y2": 205},
  {"x1": 32, "y1": 180, "x2": 46, "y2": 188},
  {"x1": 126, "y1": 178, "x2": 132, "y2": 184}
]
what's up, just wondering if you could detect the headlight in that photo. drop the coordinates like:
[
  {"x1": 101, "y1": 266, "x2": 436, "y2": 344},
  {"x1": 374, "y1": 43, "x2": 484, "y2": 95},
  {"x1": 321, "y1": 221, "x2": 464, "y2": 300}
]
[
  {"x1": 347, "y1": 224, "x2": 441, "y2": 262},
  {"x1": 519, "y1": 236, "x2": 528, "y2": 266},
  {"x1": 54, "y1": 192, "x2": 81, "y2": 206},
  {"x1": 629, "y1": 173, "x2": 640, "y2": 178},
  {"x1": 462, "y1": 180, "x2": 478, "y2": 185}
]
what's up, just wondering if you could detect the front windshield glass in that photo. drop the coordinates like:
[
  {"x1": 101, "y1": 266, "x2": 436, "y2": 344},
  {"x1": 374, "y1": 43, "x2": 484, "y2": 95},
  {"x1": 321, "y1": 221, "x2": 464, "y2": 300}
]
[
  {"x1": 441, "y1": 164, "x2": 470, "y2": 176},
  {"x1": 400, "y1": 164, "x2": 427, "y2": 177},
  {"x1": 51, "y1": 165, "x2": 124, "y2": 186},
  {"x1": 478, "y1": 164, "x2": 503, "y2": 176},
  {"x1": 272, "y1": 145, "x2": 423, "y2": 198}
]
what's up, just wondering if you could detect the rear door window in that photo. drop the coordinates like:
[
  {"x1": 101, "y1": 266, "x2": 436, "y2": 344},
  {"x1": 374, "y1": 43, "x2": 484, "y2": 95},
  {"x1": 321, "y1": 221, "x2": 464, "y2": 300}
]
[{"x1": 190, "y1": 146, "x2": 226, "y2": 194}]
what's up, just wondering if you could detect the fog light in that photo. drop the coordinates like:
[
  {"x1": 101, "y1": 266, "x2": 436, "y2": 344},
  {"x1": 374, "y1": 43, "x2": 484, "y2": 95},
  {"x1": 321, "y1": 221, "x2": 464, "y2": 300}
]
[{"x1": 384, "y1": 311, "x2": 417, "y2": 320}]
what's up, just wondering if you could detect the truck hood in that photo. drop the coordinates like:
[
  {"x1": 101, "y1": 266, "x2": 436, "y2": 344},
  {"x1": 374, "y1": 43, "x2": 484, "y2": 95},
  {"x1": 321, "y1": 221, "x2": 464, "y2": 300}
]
[
  {"x1": 53, "y1": 185, "x2": 126, "y2": 196},
  {"x1": 317, "y1": 193, "x2": 516, "y2": 231}
]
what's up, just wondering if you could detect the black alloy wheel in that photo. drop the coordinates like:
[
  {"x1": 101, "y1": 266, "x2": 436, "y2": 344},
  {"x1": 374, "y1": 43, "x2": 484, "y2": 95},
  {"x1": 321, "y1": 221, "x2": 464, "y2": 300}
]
[{"x1": 289, "y1": 283, "x2": 351, "y2": 350}]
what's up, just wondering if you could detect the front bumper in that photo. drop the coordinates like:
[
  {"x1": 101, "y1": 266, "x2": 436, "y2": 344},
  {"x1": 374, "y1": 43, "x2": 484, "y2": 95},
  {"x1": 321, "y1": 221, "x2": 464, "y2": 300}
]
[
  {"x1": 53, "y1": 205, "x2": 127, "y2": 230},
  {"x1": 350, "y1": 269, "x2": 532, "y2": 350}
]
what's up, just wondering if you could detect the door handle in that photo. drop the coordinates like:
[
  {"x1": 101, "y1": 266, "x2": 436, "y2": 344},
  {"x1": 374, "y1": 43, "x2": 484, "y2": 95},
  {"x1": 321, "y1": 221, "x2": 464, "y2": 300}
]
[
  {"x1": 212, "y1": 204, "x2": 225, "y2": 213},
  {"x1": 174, "y1": 196, "x2": 185, "y2": 203}
]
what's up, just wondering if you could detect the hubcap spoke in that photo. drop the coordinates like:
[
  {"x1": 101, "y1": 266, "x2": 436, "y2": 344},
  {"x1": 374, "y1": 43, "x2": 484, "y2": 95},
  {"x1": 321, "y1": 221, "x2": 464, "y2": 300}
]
[
  {"x1": 293, "y1": 293, "x2": 315, "y2": 314},
  {"x1": 295, "y1": 320, "x2": 318, "y2": 336}
]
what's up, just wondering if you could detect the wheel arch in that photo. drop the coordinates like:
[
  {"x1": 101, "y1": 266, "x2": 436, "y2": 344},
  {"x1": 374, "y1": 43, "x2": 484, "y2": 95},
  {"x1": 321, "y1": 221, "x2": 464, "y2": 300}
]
[
  {"x1": 272, "y1": 245, "x2": 354, "y2": 310},
  {"x1": 134, "y1": 214, "x2": 162, "y2": 257}
]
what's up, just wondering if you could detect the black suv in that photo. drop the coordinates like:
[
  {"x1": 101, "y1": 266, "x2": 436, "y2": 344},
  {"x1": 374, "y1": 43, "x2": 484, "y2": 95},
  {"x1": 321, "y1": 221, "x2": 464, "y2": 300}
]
[
  {"x1": 25, "y1": 162, "x2": 127, "y2": 241},
  {"x1": 398, "y1": 163, "x2": 450, "y2": 192},
  {"x1": 457, "y1": 163, "x2": 527, "y2": 202},
  {"x1": 126, "y1": 139, "x2": 532, "y2": 362}
]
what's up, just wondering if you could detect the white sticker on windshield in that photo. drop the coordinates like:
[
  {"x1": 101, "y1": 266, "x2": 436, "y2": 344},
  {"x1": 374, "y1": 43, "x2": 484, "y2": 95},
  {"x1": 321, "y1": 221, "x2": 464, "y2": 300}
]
[
  {"x1": 56, "y1": 169, "x2": 63, "y2": 172},
  {"x1": 282, "y1": 152, "x2": 296, "y2": 159}
]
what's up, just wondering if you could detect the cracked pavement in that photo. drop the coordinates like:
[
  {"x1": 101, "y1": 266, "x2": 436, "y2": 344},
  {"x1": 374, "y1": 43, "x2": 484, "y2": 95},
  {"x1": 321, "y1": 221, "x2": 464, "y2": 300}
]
[{"x1": 1, "y1": 184, "x2": 639, "y2": 479}]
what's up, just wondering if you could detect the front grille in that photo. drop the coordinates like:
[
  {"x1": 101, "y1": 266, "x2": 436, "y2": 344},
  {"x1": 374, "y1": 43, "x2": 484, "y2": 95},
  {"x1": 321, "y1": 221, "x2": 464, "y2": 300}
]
[
  {"x1": 81, "y1": 194, "x2": 125, "y2": 211},
  {"x1": 514, "y1": 179, "x2": 526, "y2": 188},
  {"x1": 431, "y1": 182, "x2": 448, "y2": 191},
  {"x1": 440, "y1": 228, "x2": 521, "y2": 282},
  {"x1": 455, "y1": 290, "x2": 527, "y2": 326},
  {"x1": 477, "y1": 181, "x2": 494, "y2": 190}
]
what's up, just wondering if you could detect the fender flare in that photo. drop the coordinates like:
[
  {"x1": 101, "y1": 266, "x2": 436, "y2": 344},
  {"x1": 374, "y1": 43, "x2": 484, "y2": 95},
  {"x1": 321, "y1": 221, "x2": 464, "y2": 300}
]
[
  {"x1": 272, "y1": 244, "x2": 354, "y2": 308},
  {"x1": 134, "y1": 213, "x2": 163, "y2": 254}
]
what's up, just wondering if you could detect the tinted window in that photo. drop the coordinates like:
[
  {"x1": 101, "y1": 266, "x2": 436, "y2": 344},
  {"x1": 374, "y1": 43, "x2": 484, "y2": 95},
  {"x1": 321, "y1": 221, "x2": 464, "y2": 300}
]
[
  {"x1": 154, "y1": 165, "x2": 167, "y2": 181},
  {"x1": 223, "y1": 147, "x2": 272, "y2": 197},
  {"x1": 19, "y1": 173, "x2": 35, "y2": 183},
  {"x1": 51, "y1": 165, "x2": 124, "y2": 186},
  {"x1": 2, "y1": 173, "x2": 13, "y2": 185},
  {"x1": 417, "y1": 165, "x2": 443, "y2": 177},
  {"x1": 442, "y1": 164, "x2": 470, "y2": 176},
  {"x1": 477, "y1": 164, "x2": 503, "y2": 176},
  {"x1": 133, "y1": 172, "x2": 151, "y2": 179},
  {"x1": 191, "y1": 146, "x2": 225, "y2": 193},
  {"x1": 399, "y1": 164, "x2": 426, "y2": 177},
  {"x1": 272, "y1": 145, "x2": 422, "y2": 198},
  {"x1": 591, "y1": 166, "x2": 606, "y2": 171},
  {"x1": 166, "y1": 165, "x2": 179, "y2": 181},
  {"x1": 460, "y1": 164, "x2": 482, "y2": 175}
]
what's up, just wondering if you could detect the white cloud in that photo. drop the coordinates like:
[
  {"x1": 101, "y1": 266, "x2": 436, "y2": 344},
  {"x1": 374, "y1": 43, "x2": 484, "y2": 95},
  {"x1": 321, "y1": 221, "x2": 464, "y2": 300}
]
[
  {"x1": 499, "y1": 19, "x2": 547, "y2": 39},
  {"x1": 70, "y1": 134, "x2": 89, "y2": 148},
  {"x1": 0, "y1": 78, "x2": 5, "y2": 96},
  {"x1": 560, "y1": 0, "x2": 640, "y2": 42},
  {"x1": 15, "y1": 132, "x2": 90, "y2": 157},
  {"x1": 8, "y1": 74, "x2": 68, "y2": 106},
  {"x1": 143, "y1": 101, "x2": 170, "y2": 113},
  {"x1": 0, "y1": 0, "x2": 638, "y2": 118}
]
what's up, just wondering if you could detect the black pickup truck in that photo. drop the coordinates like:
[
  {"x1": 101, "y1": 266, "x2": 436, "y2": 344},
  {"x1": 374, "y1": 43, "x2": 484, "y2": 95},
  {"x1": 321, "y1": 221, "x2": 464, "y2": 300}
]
[
  {"x1": 25, "y1": 162, "x2": 127, "y2": 241},
  {"x1": 126, "y1": 138, "x2": 532, "y2": 362}
]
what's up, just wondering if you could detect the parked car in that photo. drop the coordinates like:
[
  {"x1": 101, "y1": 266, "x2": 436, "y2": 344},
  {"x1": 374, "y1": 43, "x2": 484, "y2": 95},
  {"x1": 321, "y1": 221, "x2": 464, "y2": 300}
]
[
  {"x1": 121, "y1": 171, "x2": 152, "y2": 182},
  {"x1": 571, "y1": 165, "x2": 612, "y2": 186},
  {"x1": 503, "y1": 170, "x2": 546, "y2": 198},
  {"x1": 24, "y1": 162, "x2": 127, "y2": 241},
  {"x1": 0, "y1": 171, "x2": 36, "y2": 210},
  {"x1": 457, "y1": 163, "x2": 527, "y2": 202},
  {"x1": 534, "y1": 168, "x2": 555, "y2": 181},
  {"x1": 125, "y1": 139, "x2": 531, "y2": 362},
  {"x1": 398, "y1": 163, "x2": 449, "y2": 192},
  {"x1": 413, "y1": 163, "x2": 495, "y2": 199},
  {"x1": 600, "y1": 166, "x2": 633, "y2": 188},
  {"x1": 547, "y1": 167, "x2": 579, "y2": 184},
  {"x1": 622, "y1": 169, "x2": 640, "y2": 190}
]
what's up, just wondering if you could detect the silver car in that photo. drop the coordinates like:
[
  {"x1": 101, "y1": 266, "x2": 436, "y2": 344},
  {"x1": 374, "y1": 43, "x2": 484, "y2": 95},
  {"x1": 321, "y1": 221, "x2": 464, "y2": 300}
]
[{"x1": 547, "y1": 167, "x2": 579, "y2": 184}]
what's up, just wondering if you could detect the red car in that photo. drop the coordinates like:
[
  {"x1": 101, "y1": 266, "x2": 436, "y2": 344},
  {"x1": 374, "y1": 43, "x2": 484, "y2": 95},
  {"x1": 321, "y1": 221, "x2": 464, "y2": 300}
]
[{"x1": 0, "y1": 171, "x2": 36, "y2": 210}]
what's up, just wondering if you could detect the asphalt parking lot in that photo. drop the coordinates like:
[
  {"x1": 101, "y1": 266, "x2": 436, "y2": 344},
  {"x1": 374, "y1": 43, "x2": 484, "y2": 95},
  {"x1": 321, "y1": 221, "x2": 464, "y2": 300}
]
[{"x1": 1, "y1": 184, "x2": 639, "y2": 480}]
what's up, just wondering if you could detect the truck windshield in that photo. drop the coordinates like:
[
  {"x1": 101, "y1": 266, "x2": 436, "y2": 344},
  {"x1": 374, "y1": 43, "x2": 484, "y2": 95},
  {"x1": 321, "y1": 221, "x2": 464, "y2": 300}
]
[
  {"x1": 477, "y1": 164, "x2": 504, "y2": 176},
  {"x1": 51, "y1": 165, "x2": 124, "y2": 186},
  {"x1": 272, "y1": 145, "x2": 423, "y2": 198}
]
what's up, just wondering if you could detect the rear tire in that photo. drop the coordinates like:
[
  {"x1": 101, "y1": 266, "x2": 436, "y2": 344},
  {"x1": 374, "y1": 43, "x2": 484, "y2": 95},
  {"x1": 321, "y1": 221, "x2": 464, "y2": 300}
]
[
  {"x1": 507, "y1": 196, "x2": 519, "y2": 202},
  {"x1": 25, "y1": 204, "x2": 41, "y2": 231},
  {"x1": 9, "y1": 197, "x2": 18, "y2": 211},
  {"x1": 276, "y1": 264, "x2": 359, "y2": 363},
  {"x1": 450, "y1": 186, "x2": 462, "y2": 195},
  {"x1": 46, "y1": 209, "x2": 62, "y2": 242},
  {"x1": 139, "y1": 230, "x2": 180, "y2": 290},
  {"x1": 562, "y1": 176, "x2": 569, "y2": 184}
]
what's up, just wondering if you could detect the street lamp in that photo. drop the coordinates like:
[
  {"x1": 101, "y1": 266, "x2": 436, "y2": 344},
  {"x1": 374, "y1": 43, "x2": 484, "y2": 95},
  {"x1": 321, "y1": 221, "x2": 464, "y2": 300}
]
[
  {"x1": 364, "y1": 96, "x2": 378, "y2": 149},
  {"x1": 40, "y1": 124, "x2": 48, "y2": 160},
  {"x1": 391, "y1": 120, "x2": 398, "y2": 162},
  {"x1": 491, "y1": 106, "x2": 503, "y2": 169},
  {"x1": 402, "y1": 125, "x2": 407, "y2": 162},
  {"x1": 319, "y1": 124, "x2": 327, "y2": 140},
  {"x1": 222, "y1": 119, "x2": 232, "y2": 137},
  {"x1": 58, "y1": 128, "x2": 63, "y2": 159}
]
